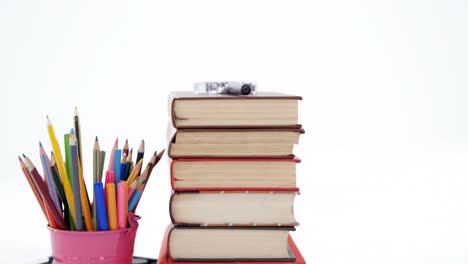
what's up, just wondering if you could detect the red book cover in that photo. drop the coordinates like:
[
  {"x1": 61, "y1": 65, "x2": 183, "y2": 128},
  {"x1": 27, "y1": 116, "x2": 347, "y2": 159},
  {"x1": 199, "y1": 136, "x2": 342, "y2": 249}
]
[
  {"x1": 157, "y1": 225, "x2": 306, "y2": 264},
  {"x1": 170, "y1": 157, "x2": 301, "y2": 192}
]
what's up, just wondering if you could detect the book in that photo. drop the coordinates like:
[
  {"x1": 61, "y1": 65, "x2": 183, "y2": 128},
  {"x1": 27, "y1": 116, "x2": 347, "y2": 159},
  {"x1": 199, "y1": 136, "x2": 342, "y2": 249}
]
[
  {"x1": 170, "y1": 158, "x2": 300, "y2": 191},
  {"x1": 158, "y1": 225, "x2": 306, "y2": 264},
  {"x1": 168, "y1": 128, "x2": 304, "y2": 158},
  {"x1": 167, "y1": 225, "x2": 296, "y2": 261},
  {"x1": 169, "y1": 191, "x2": 298, "y2": 226},
  {"x1": 169, "y1": 92, "x2": 302, "y2": 128}
]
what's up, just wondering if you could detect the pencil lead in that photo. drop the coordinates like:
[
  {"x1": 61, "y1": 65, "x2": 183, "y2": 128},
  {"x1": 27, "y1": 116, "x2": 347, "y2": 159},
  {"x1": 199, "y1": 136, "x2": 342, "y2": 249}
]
[
  {"x1": 18, "y1": 156, "x2": 22, "y2": 162},
  {"x1": 39, "y1": 141, "x2": 43, "y2": 148},
  {"x1": 130, "y1": 148, "x2": 133, "y2": 154},
  {"x1": 47, "y1": 115, "x2": 52, "y2": 124},
  {"x1": 70, "y1": 128, "x2": 75, "y2": 135},
  {"x1": 125, "y1": 139, "x2": 128, "y2": 144},
  {"x1": 22, "y1": 153, "x2": 27, "y2": 158},
  {"x1": 95, "y1": 136, "x2": 98, "y2": 142},
  {"x1": 115, "y1": 138, "x2": 119, "y2": 145},
  {"x1": 74, "y1": 106, "x2": 78, "y2": 116}
]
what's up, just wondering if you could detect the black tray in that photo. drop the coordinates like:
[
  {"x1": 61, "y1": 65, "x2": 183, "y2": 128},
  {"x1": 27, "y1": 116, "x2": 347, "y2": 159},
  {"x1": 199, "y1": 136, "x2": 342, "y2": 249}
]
[{"x1": 40, "y1": 256, "x2": 157, "y2": 263}]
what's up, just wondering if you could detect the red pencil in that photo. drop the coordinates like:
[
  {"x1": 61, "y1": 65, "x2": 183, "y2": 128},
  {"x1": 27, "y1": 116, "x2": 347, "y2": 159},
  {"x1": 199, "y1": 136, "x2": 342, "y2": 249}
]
[
  {"x1": 23, "y1": 155, "x2": 66, "y2": 230},
  {"x1": 19, "y1": 156, "x2": 48, "y2": 221}
]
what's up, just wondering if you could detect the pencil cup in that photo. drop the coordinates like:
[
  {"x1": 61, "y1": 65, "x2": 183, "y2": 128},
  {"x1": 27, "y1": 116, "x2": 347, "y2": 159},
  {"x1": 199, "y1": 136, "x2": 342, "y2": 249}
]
[{"x1": 48, "y1": 213, "x2": 140, "y2": 264}]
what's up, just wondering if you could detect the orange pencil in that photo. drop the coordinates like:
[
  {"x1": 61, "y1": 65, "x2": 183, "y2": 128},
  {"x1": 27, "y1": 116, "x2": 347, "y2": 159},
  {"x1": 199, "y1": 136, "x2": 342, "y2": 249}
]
[{"x1": 105, "y1": 183, "x2": 118, "y2": 230}]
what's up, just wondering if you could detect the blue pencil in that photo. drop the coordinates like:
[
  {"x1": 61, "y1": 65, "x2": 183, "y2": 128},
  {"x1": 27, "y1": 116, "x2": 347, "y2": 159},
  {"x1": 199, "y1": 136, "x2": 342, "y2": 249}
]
[
  {"x1": 70, "y1": 135, "x2": 83, "y2": 231},
  {"x1": 119, "y1": 162, "x2": 127, "y2": 184},
  {"x1": 128, "y1": 190, "x2": 141, "y2": 212},
  {"x1": 114, "y1": 149, "x2": 121, "y2": 185},
  {"x1": 94, "y1": 182, "x2": 109, "y2": 231}
]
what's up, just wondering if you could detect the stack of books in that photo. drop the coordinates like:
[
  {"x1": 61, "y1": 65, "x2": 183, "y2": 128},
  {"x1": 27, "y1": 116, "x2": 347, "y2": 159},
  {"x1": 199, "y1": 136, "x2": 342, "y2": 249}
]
[{"x1": 158, "y1": 91, "x2": 305, "y2": 264}]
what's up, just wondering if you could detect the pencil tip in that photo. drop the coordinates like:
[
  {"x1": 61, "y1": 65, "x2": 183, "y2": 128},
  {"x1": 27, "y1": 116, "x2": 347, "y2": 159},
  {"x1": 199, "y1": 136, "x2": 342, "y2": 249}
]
[
  {"x1": 70, "y1": 128, "x2": 75, "y2": 135},
  {"x1": 74, "y1": 107, "x2": 78, "y2": 115},
  {"x1": 18, "y1": 156, "x2": 22, "y2": 161},
  {"x1": 115, "y1": 138, "x2": 118, "y2": 144},
  {"x1": 125, "y1": 139, "x2": 128, "y2": 144},
  {"x1": 39, "y1": 141, "x2": 43, "y2": 147},
  {"x1": 22, "y1": 153, "x2": 26, "y2": 158}
]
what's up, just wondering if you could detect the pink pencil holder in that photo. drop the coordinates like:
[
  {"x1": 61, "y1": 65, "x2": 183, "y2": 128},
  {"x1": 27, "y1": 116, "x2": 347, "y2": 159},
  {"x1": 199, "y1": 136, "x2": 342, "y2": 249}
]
[{"x1": 48, "y1": 213, "x2": 140, "y2": 264}]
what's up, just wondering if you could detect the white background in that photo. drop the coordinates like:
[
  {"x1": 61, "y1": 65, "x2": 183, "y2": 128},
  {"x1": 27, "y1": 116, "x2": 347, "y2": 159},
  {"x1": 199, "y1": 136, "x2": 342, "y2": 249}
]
[{"x1": 1, "y1": 0, "x2": 468, "y2": 263}]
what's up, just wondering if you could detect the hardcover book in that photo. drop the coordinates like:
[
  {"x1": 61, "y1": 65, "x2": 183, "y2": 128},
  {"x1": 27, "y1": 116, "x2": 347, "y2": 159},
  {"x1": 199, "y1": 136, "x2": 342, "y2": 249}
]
[
  {"x1": 158, "y1": 225, "x2": 306, "y2": 264},
  {"x1": 168, "y1": 225, "x2": 296, "y2": 262},
  {"x1": 169, "y1": 191, "x2": 298, "y2": 227},
  {"x1": 167, "y1": 127, "x2": 304, "y2": 158},
  {"x1": 170, "y1": 158, "x2": 300, "y2": 191},
  {"x1": 169, "y1": 92, "x2": 302, "y2": 128}
]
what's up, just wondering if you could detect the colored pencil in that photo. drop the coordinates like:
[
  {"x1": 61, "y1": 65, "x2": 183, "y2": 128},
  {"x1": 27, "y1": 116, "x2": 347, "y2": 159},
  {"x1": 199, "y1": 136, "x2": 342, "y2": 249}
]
[
  {"x1": 93, "y1": 136, "x2": 99, "y2": 184},
  {"x1": 19, "y1": 156, "x2": 47, "y2": 221},
  {"x1": 131, "y1": 150, "x2": 163, "y2": 212},
  {"x1": 122, "y1": 139, "x2": 129, "y2": 157},
  {"x1": 23, "y1": 155, "x2": 66, "y2": 229},
  {"x1": 136, "y1": 151, "x2": 158, "y2": 187},
  {"x1": 120, "y1": 153, "x2": 127, "y2": 182},
  {"x1": 98, "y1": 150, "x2": 106, "y2": 182},
  {"x1": 135, "y1": 140, "x2": 144, "y2": 177},
  {"x1": 78, "y1": 155, "x2": 93, "y2": 231},
  {"x1": 94, "y1": 182, "x2": 108, "y2": 231},
  {"x1": 39, "y1": 142, "x2": 61, "y2": 215},
  {"x1": 50, "y1": 152, "x2": 72, "y2": 230},
  {"x1": 127, "y1": 187, "x2": 141, "y2": 212},
  {"x1": 92, "y1": 136, "x2": 99, "y2": 230},
  {"x1": 107, "y1": 138, "x2": 118, "y2": 172},
  {"x1": 49, "y1": 151, "x2": 75, "y2": 231},
  {"x1": 104, "y1": 139, "x2": 118, "y2": 185},
  {"x1": 105, "y1": 183, "x2": 118, "y2": 230},
  {"x1": 117, "y1": 182, "x2": 128, "y2": 229},
  {"x1": 47, "y1": 116, "x2": 76, "y2": 224},
  {"x1": 69, "y1": 135, "x2": 83, "y2": 231},
  {"x1": 128, "y1": 177, "x2": 139, "y2": 201},
  {"x1": 125, "y1": 149, "x2": 133, "y2": 181},
  {"x1": 74, "y1": 107, "x2": 83, "y2": 169},
  {"x1": 64, "y1": 134, "x2": 72, "y2": 183},
  {"x1": 114, "y1": 149, "x2": 121, "y2": 185},
  {"x1": 126, "y1": 159, "x2": 143, "y2": 186}
]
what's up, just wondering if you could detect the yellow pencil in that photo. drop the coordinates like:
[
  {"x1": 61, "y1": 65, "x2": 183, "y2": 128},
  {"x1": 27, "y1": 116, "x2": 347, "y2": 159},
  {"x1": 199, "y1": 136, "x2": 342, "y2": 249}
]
[
  {"x1": 47, "y1": 116, "x2": 76, "y2": 223},
  {"x1": 126, "y1": 159, "x2": 143, "y2": 185},
  {"x1": 78, "y1": 156, "x2": 94, "y2": 231},
  {"x1": 105, "y1": 183, "x2": 118, "y2": 230}
]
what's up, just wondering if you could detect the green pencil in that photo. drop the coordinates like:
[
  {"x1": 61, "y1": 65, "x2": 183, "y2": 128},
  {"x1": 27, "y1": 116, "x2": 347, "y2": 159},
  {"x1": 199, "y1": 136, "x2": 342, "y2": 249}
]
[{"x1": 64, "y1": 133, "x2": 72, "y2": 184}]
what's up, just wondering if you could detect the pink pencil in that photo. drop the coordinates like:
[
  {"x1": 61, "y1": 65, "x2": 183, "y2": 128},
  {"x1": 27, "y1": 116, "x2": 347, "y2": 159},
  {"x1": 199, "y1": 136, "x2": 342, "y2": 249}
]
[
  {"x1": 107, "y1": 138, "x2": 118, "y2": 172},
  {"x1": 117, "y1": 182, "x2": 128, "y2": 229}
]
